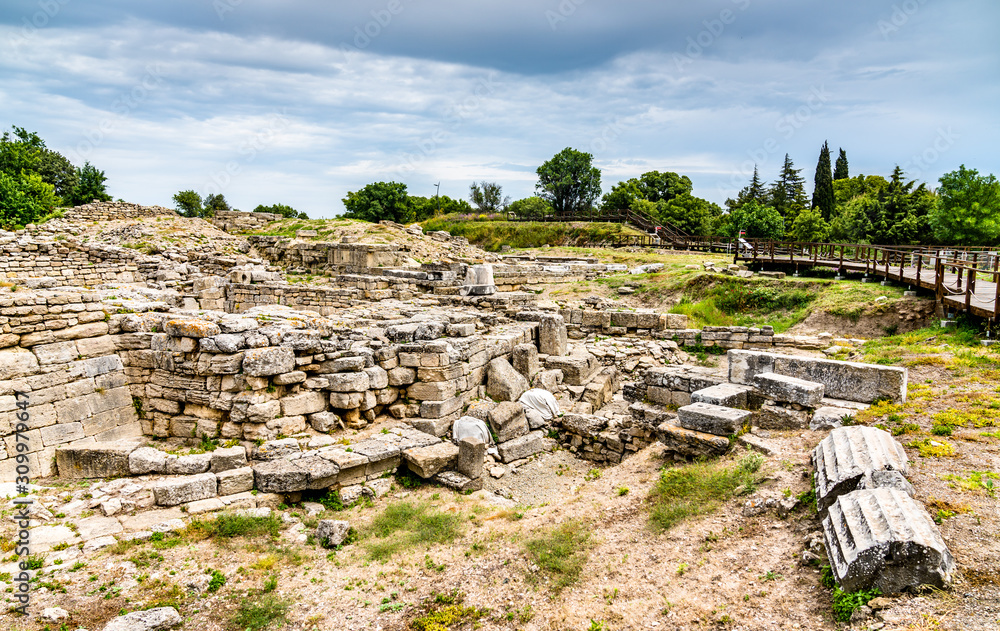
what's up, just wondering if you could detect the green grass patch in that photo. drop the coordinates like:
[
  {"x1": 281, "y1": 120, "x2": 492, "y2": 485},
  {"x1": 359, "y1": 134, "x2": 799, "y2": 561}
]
[
  {"x1": 361, "y1": 501, "x2": 464, "y2": 561},
  {"x1": 230, "y1": 592, "x2": 292, "y2": 630},
  {"x1": 649, "y1": 452, "x2": 765, "y2": 531},
  {"x1": 942, "y1": 470, "x2": 998, "y2": 495},
  {"x1": 523, "y1": 519, "x2": 593, "y2": 592},
  {"x1": 907, "y1": 438, "x2": 957, "y2": 458},
  {"x1": 831, "y1": 585, "x2": 880, "y2": 622},
  {"x1": 188, "y1": 513, "x2": 282, "y2": 540}
]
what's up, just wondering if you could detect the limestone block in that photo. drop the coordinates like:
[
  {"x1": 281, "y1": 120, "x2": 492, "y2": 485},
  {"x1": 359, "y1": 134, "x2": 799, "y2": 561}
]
[
  {"x1": 295, "y1": 453, "x2": 341, "y2": 489},
  {"x1": 252, "y1": 437, "x2": 300, "y2": 461},
  {"x1": 544, "y1": 352, "x2": 599, "y2": 386},
  {"x1": 350, "y1": 440, "x2": 402, "y2": 477},
  {"x1": 329, "y1": 392, "x2": 364, "y2": 409},
  {"x1": 538, "y1": 314, "x2": 568, "y2": 356},
  {"x1": 325, "y1": 371, "x2": 371, "y2": 393},
  {"x1": 486, "y1": 358, "x2": 528, "y2": 402},
  {"x1": 0, "y1": 348, "x2": 40, "y2": 380},
  {"x1": 823, "y1": 488, "x2": 955, "y2": 593},
  {"x1": 319, "y1": 449, "x2": 368, "y2": 486},
  {"x1": 753, "y1": 373, "x2": 824, "y2": 407},
  {"x1": 253, "y1": 459, "x2": 308, "y2": 493},
  {"x1": 164, "y1": 318, "x2": 220, "y2": 338},
  {"x1": 407, "y1": 380, "x2": 458, "y2": 401},
  {"x1": 497, "y1": 430, "x2": 550, "y2": 463},
  {"x1": 309, "y1": 411, "x2": 341, "y2": 433},
  {"x1": 559, "y1": 413, "x2": 608, "y2": 437},
  {"x1": 677, "y1": 402, "x2": 752, "y2": 436},
  {"x1": 655, "y1": 421, "x2": 731, "y2": 457},
  {"x1": 40, "y1": 422, "x2": 85, "y2": 446},
  {"x1": 129, "y1": 446, "x2": 167, "y2": 474},
  {"x1": 756, "y1": 403, "x2": 810, "y2": 430},
  {"x1": 210, "y1": 446, "x2": 247, "y2": 472},
  {"x1": 316, "y1": 520, "x2": 351, "y2": 547},
  {"x1": 690, "y1": 383, "x2": 756, "y2": 408},
  {"x1": 457, "y1": 437, "x2": 485, "y2": 479},
  {"x1": 102, "y1": 607, "x2": 182, "y2": 631},
  {"x1": 365, "y1": 366, "x2": 389, "y2": 389},
  {"x1": 388, "y1": 367, "x2": 416, "y2": 386},
  {"x1": 435, "y1": 470, "x2": 484, "y2": 492},
  {"x1": 420, "y1": 396, "x2": 463, "y2": 419},
  {"x1": 217, "y1": 466, "x2": 254, "y2": 495},
  {"x1": 280, "y1": 391, "x2": 327, "y2": 417},
  {"x1": 273, "y1": 371, "x2": 307, "y2": 385},
  {"x1": 812, "y1": 426, "x2": 910, "y2": 512},
  {"x1": 164, "y1": 453, "x2": 212, "y2": 475},
  {"x1": 153, "y1": 472, "x2": 218, "y2": 506},
  {"x1": 811, "y1": 406, "x2": 853, "y2": 431},
  {"x1": 403, "y1": 441, "x2": 459, "y2": 478},
  {"x1": 55, "y1": 442, "x2": 136, "y2": 478},
  {"x1": 242, "y1": 347, "x2": 295, "y2": 377},
  {"x1": 488, "y1": 401, "x2": 529, "y2": 442},
  {"x1": 512, "y1": 343, "x2": 539, "y2": 381}
]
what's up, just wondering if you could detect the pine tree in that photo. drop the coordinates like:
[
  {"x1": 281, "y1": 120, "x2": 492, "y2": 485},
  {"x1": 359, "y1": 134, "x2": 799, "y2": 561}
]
[
  {"x1": 726, "y1": 165, "x2": 767, "y2": 211},
  {"x1": 812, "y1": 141, "x2": 835, "y2": 221},
  {"x1": 834, "y1": 148, "x2": 849, "y2": 180},
  {"x1": 769, "y1": 154, "x2": 809, "y2": 230}
]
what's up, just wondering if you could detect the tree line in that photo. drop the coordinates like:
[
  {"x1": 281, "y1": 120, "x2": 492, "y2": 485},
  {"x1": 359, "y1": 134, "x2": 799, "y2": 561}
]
[
  {"x1": 0, "y1": 126, "x2": 112, "y2": 228},
  {"x1": 346, "y1": 144, "x2": 998, "y2": 246}
]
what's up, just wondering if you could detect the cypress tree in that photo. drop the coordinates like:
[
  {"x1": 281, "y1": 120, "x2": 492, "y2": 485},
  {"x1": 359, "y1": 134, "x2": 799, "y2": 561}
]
[
  {"x1": 834, "y1": 148, "x2": 849, "y2": 180},
  {"x1": 770, "y1": 154, "x2": 809, "y2": 230},
  {"x1": 812, "y1": 141, "x2": 835, "y2": 220}
]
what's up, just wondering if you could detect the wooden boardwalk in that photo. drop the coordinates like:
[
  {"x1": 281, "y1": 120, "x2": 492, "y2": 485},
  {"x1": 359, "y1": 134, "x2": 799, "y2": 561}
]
[{"x1": 736, "y1": 241, "x2": 1000, "y2": 320}]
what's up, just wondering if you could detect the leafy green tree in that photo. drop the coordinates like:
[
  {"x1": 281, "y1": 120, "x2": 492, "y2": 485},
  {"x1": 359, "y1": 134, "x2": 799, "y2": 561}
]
[
  {"x1": 768, "y1": 154, "x2": 809, "y2": 230},
  {"x1": 508, "y1": 196, "x2": 552, "y2": 218},
  {"x1": 68, "y1": 162, "x2": 111, "y2": 206},
  {"x1": 655, "y1": 193, "x2": 722, "y2": 236},
  {"x1": 469, "y1": 181, "x2": 510, "y2": 213},
  {"x1": 834, "y1": 148, "x2": 849, "y2": 181},
  {"x1": 724, "y1": 200, "x2": 784, "y2": 240},
  {"x1": 410, "y1": 195, "x2": 473, "y2": 222},
  {"x1": 0, "y1": 170, "x2": 58, "y2": 228},
  {"x1": 342, "y1": 181, "x2": 411, "y2": 223},
  {"x1": 930, "y1": 165, "x2": 1000, "y2": 246},
  {"x1": 203, "y1": 193, "x2": 231, "y2": 214},
  {"x1": 634, "y1": 171, "x2": 692, "y2": 203},
  {"x1": 253, "y1": 203, "x2": 305, "y2": 219},
  {"x1": 812, "y1": 141, "x2": 835, "y2": 220},
  {"x1": 0, "y1": 127, "x2": 43, "y2": 177},
  {"x1": 535, "y1": 148, "x2": 602, "y2": 215},
  {"x1": 173, "y1": 190, "x2": 205, "y2": 217},
  {"x1": 35, "y1": 149, "x2": 78, "y2": 202},
  {"x1": 600, "y1": 179, "x2": 641, "y2": 211},
  {"x1": 790, "y1": 206, "x2": 830, "y2": 242}
]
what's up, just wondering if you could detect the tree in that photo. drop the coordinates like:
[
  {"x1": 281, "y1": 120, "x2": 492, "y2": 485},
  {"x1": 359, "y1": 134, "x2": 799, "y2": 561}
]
[
  {"x1": 834, "y1": 148, "x2": 849, "y2": 181},
  {"x1": 35, "y1": 149, "x2": 78, "y2": 202},
  {"x1": 508, "y1": 196, "x2": 552, "y2": 218},
  {"x1": 635, "y1": 171, "x2": 692, "y2": 203},
  {"x1": 790, "y1": 206, "x2": 830, "y2": 242},
  {"x1": 173, "y1": 190, "x2": 205, "y2": 217},
  {"x1": 654, "y1": 193, "x2": 721, "y2": 236},
  {"x1": 203, "y1": 193, "x2": 231, "y2": 214},
  {"x1": 768, "y1": 154, "x2": 809, "y2": 230},
  {"x1": 812, "y1": 141, "x2": 835, "y2": 220},
  {"x1": 410, "y1": 195, "x2": 473, "y2": 222},
  {"x1": 600, "y1": 179, "x2": 642, "y2": 211},
  {"x1": 342, "y1": 181, "x2": 411, "y2": 223},
  {"x1": 726, "y1": 166, "x2": 767, "y2": 211},
  {"x1": 253, "y1": 203, "x2": 306, "y2": 219},
  {"x1": 930, "y1": 165, "x2": 1000, "y2": 246},
  {"x1": 469, "y1": 181, "x2": 510, "y2": 213},
  {"x1": 724, "y1": 200, "x2": 784, "y2": 240},
  {"x1": 0, "y1": 170, "x2": 58, "y2": 229},
  {"x1": 68, "y1": 162, "x2": 111, "y2": 206},
  {"x1": 535, "y1": 148, "x2": 602, "y2": 215}
]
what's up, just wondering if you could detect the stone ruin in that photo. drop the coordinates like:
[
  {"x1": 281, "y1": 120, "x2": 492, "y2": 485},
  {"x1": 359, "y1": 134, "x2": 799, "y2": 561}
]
[{"x1": 0, "y1": 203, "x2": 955, "y2": 598}]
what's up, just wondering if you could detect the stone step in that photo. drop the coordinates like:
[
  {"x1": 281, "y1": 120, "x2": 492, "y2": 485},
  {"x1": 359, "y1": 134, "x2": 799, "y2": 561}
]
[
  {"x1": 677, "y1": 402, "x2": 752, "y2": 436},
  {"x1": 812, "y1": 426, "x2": 910, "y2": 512},
  {"x1": 655, "y1": 421, "x2": 730, "y2": 458},
  {"x1": 497, "y1": 430, "x2": 552, "y2": 463},
  {"x1": 823, "y1": 488, "x2": 955, "y2": 593},
  {"x1": 752, "y1": 372, "x2": 824, "y2": 407},
  {"x1": 690, "y1": 383, "x2": 757, "y2": 408}
]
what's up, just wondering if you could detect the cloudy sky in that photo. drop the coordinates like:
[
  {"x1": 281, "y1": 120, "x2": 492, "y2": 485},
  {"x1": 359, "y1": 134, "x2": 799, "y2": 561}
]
[{"x1": 2, "y1": 0, "x2": 997, "y2": 217}]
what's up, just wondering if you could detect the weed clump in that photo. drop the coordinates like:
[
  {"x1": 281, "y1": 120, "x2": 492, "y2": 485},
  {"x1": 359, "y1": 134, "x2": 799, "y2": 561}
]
[
  {"x1": 649, "y1": 452, "x2": 765, "y2": 531},
  {"x1": 188, "y1": 513, "x2": 282, "y2": 540},
  {"x1": 231, "y1": 592, "x2": 292, "y2": 630},
  {"x1": 362, "y1": 501, "x2": 464, "y2": 561},
  {"x1": 523, "y1": 519, "x2": 592, "y2": 591}
]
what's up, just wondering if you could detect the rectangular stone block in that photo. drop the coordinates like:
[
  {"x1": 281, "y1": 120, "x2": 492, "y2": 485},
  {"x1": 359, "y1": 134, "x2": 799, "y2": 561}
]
[
  {"x1": 677, "y1": 402, "x2": 752, "y2": 436},
  {"x1": 217, "y1": 467, "x2": 254, "y2": 495},
  {"x1": 753, "y1": 373, "x2": 824, "y2": 407},
  {"x1": 497, "y1": 430, "x2": 549, "y2": 463},
  {"x1": 153, "y1": 472, "x2": 218, "y2": 506},
  {"x1": 55, "y1": 442, "x2": 136, "y2": 478}
]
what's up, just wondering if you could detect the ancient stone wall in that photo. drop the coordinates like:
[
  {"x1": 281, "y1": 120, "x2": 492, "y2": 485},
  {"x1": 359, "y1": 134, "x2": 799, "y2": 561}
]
[
  {"x1": 249, "y1": 236, "x2": 410, "y2": 274},
  {"x1": 0, "y1": 232, "x2": 146, "y2": 284},
  {"x1": 210, "y1": 210, "x2": 281, "y2": 233},
  {"x1": 1, "y1": 291, "x2": 140, "y2": 478},
  {"x1": 61, "y1": 201, "x2": 176, "y2": 222}
]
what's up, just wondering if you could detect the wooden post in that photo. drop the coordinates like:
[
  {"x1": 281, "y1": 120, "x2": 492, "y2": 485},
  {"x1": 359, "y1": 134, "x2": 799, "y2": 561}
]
[
  {"x1": 916, "y1": 254, "x2": 923, "y2": 288},
  {"x1": 967, "y1": 267, "x2": 975, "y2": 312}
]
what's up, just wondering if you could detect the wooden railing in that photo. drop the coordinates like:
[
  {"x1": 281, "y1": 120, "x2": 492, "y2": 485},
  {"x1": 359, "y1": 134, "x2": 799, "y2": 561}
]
[{"x1": 736, "y1": 240, "x2": 1000, "y2": 318}]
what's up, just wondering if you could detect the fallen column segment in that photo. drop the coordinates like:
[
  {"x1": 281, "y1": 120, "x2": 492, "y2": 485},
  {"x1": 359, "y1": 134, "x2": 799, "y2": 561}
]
[
  {"x1": 823, "y1": 488, "x2": 955, "y2": 593},
  {"x1": 812, "y1": 426, "x2": 910, "y2": 512}
]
